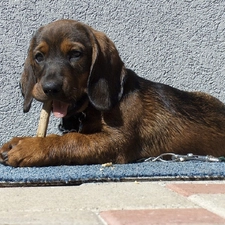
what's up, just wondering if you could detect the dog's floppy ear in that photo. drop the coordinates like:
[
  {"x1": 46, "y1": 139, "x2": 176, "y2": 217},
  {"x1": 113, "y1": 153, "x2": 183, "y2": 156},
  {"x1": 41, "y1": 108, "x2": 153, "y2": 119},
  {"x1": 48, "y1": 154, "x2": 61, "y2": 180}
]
[
  {"x1": 87, "y1": 28, "x2": 127, "y2": 111},
  {"x1": 20, "y1": 38, "x2": 37, "y2": 113}
]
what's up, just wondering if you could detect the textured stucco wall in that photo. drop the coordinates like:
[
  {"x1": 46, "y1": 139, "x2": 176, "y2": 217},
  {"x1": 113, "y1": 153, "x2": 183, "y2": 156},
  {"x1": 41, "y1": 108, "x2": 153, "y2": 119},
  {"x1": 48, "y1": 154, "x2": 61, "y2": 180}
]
[{"x1": 1, "y1": 0, "x2": 225, "y2": 145}]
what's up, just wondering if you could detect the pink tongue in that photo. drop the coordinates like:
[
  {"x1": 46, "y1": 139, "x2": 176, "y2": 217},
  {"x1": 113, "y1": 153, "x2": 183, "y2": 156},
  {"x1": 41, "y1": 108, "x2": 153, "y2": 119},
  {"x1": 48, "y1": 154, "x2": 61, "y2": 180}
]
[{"x1": 52, "y1": 101, "x2": 69, "y2": 118}]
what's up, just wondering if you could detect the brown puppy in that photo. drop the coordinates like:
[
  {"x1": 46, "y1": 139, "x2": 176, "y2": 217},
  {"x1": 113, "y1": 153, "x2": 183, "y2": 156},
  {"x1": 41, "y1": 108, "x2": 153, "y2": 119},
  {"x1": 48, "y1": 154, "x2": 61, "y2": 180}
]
[{"x1": 1, "y1": 19, "x2": 225, "y2": 167}]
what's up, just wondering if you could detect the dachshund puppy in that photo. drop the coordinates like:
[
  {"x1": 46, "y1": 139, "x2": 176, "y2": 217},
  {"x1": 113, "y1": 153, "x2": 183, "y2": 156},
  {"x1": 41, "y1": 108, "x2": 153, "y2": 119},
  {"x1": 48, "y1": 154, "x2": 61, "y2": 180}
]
[{"x1": 1, "y1": 19, "x2": 225, "y2": 167}]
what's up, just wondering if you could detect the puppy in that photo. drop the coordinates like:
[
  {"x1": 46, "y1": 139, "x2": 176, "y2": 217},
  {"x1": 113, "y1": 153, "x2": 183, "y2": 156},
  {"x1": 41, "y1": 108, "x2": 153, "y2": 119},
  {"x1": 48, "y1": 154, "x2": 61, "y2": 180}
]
[{"x1": 1, "y1": 19, "x2": 225, "y2": 167}]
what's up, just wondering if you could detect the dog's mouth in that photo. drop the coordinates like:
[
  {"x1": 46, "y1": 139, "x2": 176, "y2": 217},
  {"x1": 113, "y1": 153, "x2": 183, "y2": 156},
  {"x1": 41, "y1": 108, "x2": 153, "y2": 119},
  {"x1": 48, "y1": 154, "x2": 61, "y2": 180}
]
[
  {"x1": 52, "y1": 100, "x2": 69, "y2": 118},
  {"x1": 32, "y1": 83, "x2": 89, "y2": 118},
  {"x1": 51, "y1": 95, "x2": 89, "y2": 118}
]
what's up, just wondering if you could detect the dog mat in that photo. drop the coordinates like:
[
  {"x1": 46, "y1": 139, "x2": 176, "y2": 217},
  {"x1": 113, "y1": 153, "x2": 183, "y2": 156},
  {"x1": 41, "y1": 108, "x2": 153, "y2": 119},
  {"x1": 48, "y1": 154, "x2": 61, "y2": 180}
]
[{"x1": 0, "y1": 161, "x2": 225, "y2": 187}]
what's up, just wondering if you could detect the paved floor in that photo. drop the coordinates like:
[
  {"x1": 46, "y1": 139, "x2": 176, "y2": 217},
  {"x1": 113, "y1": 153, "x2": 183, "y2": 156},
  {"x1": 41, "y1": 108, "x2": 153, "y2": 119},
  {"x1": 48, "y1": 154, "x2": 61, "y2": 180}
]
[{"x1": 0, "y1": 180, "x2": 225, "y2": 225}]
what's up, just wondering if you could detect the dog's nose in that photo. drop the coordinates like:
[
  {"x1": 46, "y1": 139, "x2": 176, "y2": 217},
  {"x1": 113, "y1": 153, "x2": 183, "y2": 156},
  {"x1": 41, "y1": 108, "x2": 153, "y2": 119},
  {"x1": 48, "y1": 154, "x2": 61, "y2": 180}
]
[{"x1": 42, "y1": 82, "x2": 62, "y2": 96}]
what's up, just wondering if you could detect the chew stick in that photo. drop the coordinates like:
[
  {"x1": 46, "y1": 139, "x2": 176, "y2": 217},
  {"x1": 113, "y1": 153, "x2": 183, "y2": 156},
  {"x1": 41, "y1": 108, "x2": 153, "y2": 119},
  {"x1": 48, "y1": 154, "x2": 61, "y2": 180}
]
[{"x1": 36, "y1": 101, "x2": 52, "y2": 137}]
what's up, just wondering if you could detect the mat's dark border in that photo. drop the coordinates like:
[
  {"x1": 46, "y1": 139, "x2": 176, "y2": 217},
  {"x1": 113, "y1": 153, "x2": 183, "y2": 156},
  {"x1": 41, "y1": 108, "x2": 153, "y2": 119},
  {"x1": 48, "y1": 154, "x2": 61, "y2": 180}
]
[{"x1": 0, "y1": 176, "x2": 224, "y2": 187}]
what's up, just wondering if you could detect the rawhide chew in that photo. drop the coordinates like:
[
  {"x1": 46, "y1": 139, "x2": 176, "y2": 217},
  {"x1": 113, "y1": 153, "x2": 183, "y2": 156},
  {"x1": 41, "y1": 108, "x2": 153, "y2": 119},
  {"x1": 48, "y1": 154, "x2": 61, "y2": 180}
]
[{"x1": 36, "y1": 101, "x2": 52, "y2": 137}]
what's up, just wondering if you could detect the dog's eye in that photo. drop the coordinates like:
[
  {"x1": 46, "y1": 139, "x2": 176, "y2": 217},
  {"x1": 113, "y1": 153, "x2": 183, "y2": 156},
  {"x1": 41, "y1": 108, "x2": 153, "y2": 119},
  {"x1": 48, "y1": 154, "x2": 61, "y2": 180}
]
[
  {"x1": 35, "y1": 52, "x2": 44, "y2": 63},
  {"x1": 68, "y1": 50, "x2": 82, "y2": 61}
]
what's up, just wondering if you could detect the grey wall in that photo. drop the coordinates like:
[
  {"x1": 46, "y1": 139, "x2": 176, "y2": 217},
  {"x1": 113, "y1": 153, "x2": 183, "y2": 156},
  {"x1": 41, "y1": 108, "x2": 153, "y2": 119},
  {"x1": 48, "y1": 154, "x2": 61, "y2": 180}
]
[{"x1": 1, "y1": 0, "x2": 225, "y2": 145}]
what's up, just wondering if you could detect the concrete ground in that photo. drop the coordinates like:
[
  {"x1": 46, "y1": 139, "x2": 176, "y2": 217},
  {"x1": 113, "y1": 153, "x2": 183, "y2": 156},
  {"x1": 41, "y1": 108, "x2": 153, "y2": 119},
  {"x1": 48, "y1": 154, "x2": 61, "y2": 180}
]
[{"x1": 0, "y1": 180, "x2": 225, "y2": 225}]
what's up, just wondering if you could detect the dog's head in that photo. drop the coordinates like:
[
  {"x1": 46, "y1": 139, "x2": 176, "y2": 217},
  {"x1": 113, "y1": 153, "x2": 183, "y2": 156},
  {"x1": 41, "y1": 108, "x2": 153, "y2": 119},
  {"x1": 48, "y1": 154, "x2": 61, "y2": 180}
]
[{"x1": 20, "y1": 19, "x2": 126, "y2": 117}]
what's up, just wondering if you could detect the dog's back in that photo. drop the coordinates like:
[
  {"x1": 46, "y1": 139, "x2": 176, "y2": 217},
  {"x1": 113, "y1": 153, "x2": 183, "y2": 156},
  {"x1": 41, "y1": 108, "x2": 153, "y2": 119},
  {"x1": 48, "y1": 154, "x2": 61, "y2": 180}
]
[{"x1": 124, "y1": 70, "x2": 225, "y2": 158}]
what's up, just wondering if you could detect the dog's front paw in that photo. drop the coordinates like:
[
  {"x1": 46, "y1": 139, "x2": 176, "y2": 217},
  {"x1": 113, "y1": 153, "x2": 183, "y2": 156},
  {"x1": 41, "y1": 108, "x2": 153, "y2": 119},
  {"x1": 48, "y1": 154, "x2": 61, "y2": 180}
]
[{"x1": 0, "y1": 137, "x2": 50, "y2": 167}]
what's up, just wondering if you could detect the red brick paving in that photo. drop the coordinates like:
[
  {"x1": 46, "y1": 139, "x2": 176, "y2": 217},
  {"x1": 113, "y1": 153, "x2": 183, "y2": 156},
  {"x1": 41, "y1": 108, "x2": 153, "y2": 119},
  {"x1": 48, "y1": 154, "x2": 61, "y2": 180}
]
[
  {"x1": 166, "y1": 183, "x2": 225, "y2": 196},
  {"x1": 100, "y1": 208, "x2": 225, "y2": 225},
  {"x1": 100, "y1": 183, "x2": 225, "y2": 225}
]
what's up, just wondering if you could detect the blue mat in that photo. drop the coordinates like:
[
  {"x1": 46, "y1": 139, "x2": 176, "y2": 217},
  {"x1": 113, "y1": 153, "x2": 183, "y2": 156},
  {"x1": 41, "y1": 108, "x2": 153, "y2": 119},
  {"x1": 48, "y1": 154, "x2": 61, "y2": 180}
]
[{"x1": 0, "y1": 161, "x2": 225, "y2": 186}]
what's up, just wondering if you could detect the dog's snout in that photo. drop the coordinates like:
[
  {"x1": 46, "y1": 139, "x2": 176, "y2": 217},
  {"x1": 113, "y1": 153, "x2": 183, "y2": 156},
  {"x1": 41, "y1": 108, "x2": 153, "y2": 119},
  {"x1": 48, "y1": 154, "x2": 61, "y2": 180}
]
[{"x1": 42, "y1": 81, "x2": 62, "y2": 96}]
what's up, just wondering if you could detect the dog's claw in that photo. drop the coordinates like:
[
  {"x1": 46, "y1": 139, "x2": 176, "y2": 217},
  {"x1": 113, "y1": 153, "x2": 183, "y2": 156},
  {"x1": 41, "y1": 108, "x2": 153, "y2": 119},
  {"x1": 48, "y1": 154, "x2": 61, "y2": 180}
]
[{"x1": 1, "y1": 152, "x2": 8, "y2": 162}]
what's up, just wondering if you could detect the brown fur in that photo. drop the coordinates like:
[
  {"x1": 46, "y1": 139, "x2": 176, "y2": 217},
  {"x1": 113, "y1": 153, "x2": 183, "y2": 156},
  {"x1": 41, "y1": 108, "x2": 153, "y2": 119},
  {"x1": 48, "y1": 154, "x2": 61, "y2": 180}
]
[{"x1": 1, "y1": 19, "x2": 225, "y2": 167}]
